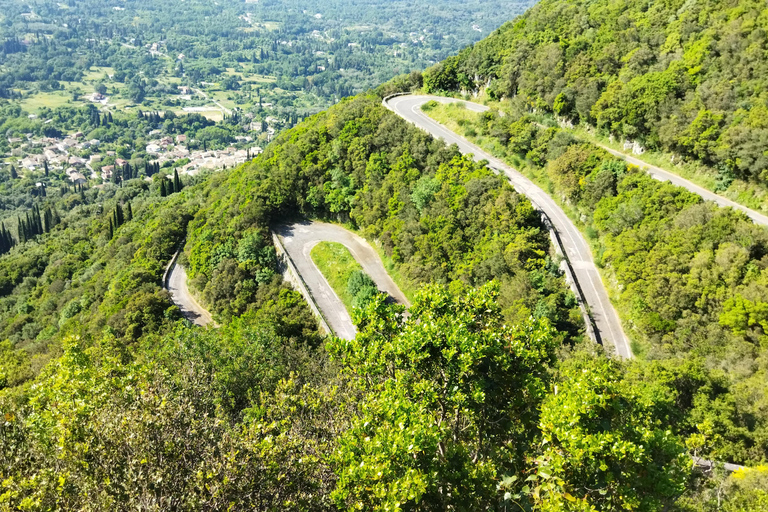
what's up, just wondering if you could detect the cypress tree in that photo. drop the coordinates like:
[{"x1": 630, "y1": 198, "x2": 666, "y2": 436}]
[
  {"x1": 10, "y1": 165, "x2": 18, "y2": 179},
  {"x1": 17, "y1": 216, "x2": 24, "y2": 243},
  {"x1": 33, "y1": 206, "x2": 43, "y2": 236},
  {"x1": 51, "y1": 205, "x2": 60, "y2": 226},
  {"x1": 173, "y1": 169, "x2": 182, "y2": 193},
  {"x1": 160, "y1": 179, "x2": 167, "y2": 197},
  {"x1": 43, "y1": 208, "x2": 52, "y2": 233},
  {"x1": 0, "y1": 223, "x2": 12, "y2": 254},
  {"x1": 108, "y1": 218, "x2": 113, "y2": 239},
  {"x1": 25, "y1": 212, "x2": 33, "y2": 238},
  {"x1": 44, "y1": 160, "x2": 49, "y2": 176},
  {"x1": 116, "y1": 204, "x2": 124, "y2": 226},
  {"x1": 126, "y1": 202, "x2": 133, "y2": 222}
]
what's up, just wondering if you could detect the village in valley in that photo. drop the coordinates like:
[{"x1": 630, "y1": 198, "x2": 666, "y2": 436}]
[{"x1": 7, "y1": 127, "x2": 262, "y2": 186}]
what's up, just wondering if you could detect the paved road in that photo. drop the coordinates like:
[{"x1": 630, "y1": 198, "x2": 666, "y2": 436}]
[
  {"x1": 193, "y1": 87, "x2": 233, "y2": 116},
  {"x1": 166, "y1": 262, "x2": 215, "y2": 327},
  {"x1": 385, "y1": 94, "x2": 633, "y2": 358},
  {"x1": 274, "y1": 220, "x2": 409, "y2": 340},
  {"x1": 592, "y1": 143, "x2": 768, "y2": 226}
]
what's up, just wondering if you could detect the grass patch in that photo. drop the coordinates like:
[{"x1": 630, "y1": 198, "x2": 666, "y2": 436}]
[
  {"x1": 310, "y1": 241, "x2": 366, "y2": 313},
  {"x1": 368, "y1": 240, "x2": 419, "y2": 304},
  {"x1": 19, "y1": 91, "x2": 74, "y2": 111},
  {"x1": 83, "y1": 66, "x2": 115, "y2": 81}
]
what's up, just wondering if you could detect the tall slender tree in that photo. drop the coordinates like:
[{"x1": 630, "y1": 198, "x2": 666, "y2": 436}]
[{"x1": 173, "y1": 169, "x2": 182, "y2": 193}]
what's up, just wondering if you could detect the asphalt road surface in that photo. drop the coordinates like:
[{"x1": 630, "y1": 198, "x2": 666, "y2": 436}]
[
  {"x1": 593, "y1": 143, "x2": 768, "y2": 226},
  {"x1": 167, "y1": 262, "x2": 215, "y2": 327},
  {"x1": 274, "y1": 220, "x2": 409, "y2": 340},
  {"x1": 385, "y1": 94, "x2": 633, "y2": 358}
]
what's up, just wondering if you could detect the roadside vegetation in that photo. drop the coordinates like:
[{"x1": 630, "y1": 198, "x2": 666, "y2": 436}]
[
  {"x1": 185, "y1": 94, "x2": 583, "y2": 344},
  {"x1": 0, "y1": 83, "x2": 763, "y2": 510},
  {"x1": 3, "y1": 0, "x2": 768, "y2": 506},
  {"x1": 310, "y1": 241, "x2": 379, "y2": 313},
  {"x1": 422, "y1": 0, "x2": 768, "y2": 214},
  {"x1": 423, "y1": 98, "x2": 768, "y2": 468}
]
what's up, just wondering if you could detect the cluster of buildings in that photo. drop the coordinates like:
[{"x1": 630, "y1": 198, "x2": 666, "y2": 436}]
[
  {"x1": 143, "y1": 134, "x2": 262, "y2": 175},
  {"x1": 6, "y1": 130, "x2": 262, "y2": 184},
  {"x1": 11, "y1": 133, "x2": 102, "y2": 184}
]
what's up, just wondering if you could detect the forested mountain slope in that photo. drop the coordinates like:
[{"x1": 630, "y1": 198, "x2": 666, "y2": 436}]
[
  {"x1": 0, "y1": 94, "x2": 601, "y2": 509},
  {"x1": 424, "y1": 0, "x2": 768, "y2": 193},
  {"x1": 411, "y1": 0, "x2": 768, "y2": 468},
  {"x1": 3, "y1": 0, "x2": 768, "y2": 506},
  {"x1": 8, "y1": 89, "x2": 758, "y2": 510},
  {"x1": 184, "y1": 94, "x2": 581, "y2": 339}
]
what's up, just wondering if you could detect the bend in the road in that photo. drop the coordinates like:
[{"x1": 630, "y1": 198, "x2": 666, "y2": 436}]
[
  {"x1": 274, "y1": 220, "x2": 409, "y2": 340},
  {"x1": 404, "y1": 94, "x2": 768, "y2": 226},
  {"x1": 166, "y1": 261, "x2": 216, "y2": 327},
  {"x1": 385, "y1": 94, "x2": 632, "y2": 358}
]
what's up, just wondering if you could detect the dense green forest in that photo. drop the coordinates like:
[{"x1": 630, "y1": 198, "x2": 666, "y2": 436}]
[
  {"x1": 1, "y1": 87, "x2": 765, "y2": 509},
  {"x1": 185, "y1": 94, "x2": 581, "y2": 340},
  {"x1": 424, "y1": 100, "x2": 768, "y2": 467},
  {"x1": 0, "y1": 168, "x2": 317, "y2": 387},
  {"x1": 422, "y1": 0, "x2": 768, "y2": 204},
  {"x1": 412, "y1": 0, "x2": 768, "y2": 470},
  {"x1": 3, "y1": 0, "x2": 768, "y2": 508}
]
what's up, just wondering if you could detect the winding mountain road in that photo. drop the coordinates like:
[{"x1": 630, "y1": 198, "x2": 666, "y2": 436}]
[
  {"x1": 274, "y1": 221, "x2": 409, "y2": 340},
  {"x1": 594, "y1": 144, "x2": 768, "y2": 226},
  {"x1": 385, "y1": 94, "x2": 633, "y2": 358},
  {"x1": 166, "y1": 261, "x2": 215, "y2": 327}
]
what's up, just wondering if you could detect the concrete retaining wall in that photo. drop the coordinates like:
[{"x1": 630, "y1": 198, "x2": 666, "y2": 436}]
[
  {"x1": 162, "y1": 246, "x2": 182, "y2": 290},
  {"x1": 272, "y1": 232, "x2": 333, "y2": 336},
  {"x1": 539, "y1": 212, "x2": 599, "y2": 346}
]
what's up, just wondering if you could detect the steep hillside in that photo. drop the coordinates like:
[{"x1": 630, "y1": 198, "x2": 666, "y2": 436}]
[
  {"x1": 184, "y1": 94, "x2": 582, "y2": 339},
  {"x1": 425, "y1": 0, "x2": 768, "y2": 197},
  {"x1": 2, "y1": 92, "x2": 728, "y2": 510},
  {"x1": 424, "y1": 98, "x2": 768, "y2": 466},
  {"x1": 4, "y1": 1, "x2": 768, "y2": 505}
]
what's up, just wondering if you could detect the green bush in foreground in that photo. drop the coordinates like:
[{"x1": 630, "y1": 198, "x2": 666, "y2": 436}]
[{"x1": 347, "y1": 270, "x2": 379, "y2": 309}]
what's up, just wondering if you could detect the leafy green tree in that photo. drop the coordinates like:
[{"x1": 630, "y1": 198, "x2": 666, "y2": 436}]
[
  {"x1": 532, "y1": 354, "x2": 691, "y2": 511},
  {"x1": 329, "y1": 282, "x2": 559, "y2": 510},
  {"x1": 0, "y1": 340, "x2": 32, "y2": 390}
]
